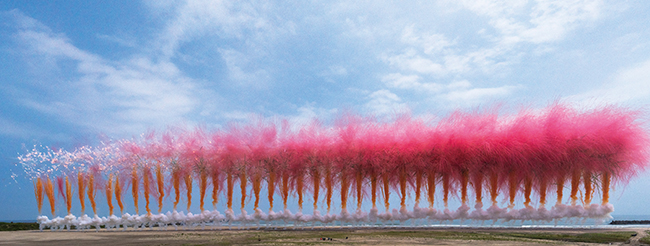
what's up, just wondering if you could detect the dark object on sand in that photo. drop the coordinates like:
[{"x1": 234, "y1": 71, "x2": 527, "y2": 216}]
[{"x1": 610, "y1": 220, "x2": 650, "y2": 225}]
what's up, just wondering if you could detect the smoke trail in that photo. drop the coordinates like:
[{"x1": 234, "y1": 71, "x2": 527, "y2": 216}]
[
  {"x1": 356, "y1": 169, "x2": 363, "y2": 211},
  {"x1": 131, "y1": 167, "x2": 139, "y2": 214},
  {"x1": 45, "y1": 177, "x2": 55, "y2": 217},
  {"x1": 415, "y1": 171, "x2": 422, "y2": 206},
  {"x1": 442, "y1": 174, "x2": 449, "y2": 207},
  {"x1": 56, "y1": 177, "x2": 65, "y2": 210},
  {"x1": 267, "y1": 168, "x2": 275, "y2": 211},
  {"x1": 473, "y1": 173, "x2": 483, "y2": 206},
  {"x1": 211, "y1": 169, "x2": 219, "y2": 209},
  {"x1": 508, "y1": 171, "x2": 517, "y2": 208},
  {"x1": 77, "y1": 172, "x2": 85, "y2": 214},
  {"x1": 340, "y1": 170, "x2": 349, "y2": 210},
  {"x1": 490, "y1": 172, "x2": 498, "y2": 206},
  {"x1": 539, "y1": 176, "x2": 547, "y2": 206},
  {"x1": 115, "y1": 175, "x2": 123, "y2": 214},
  {"x1": 143, "y1": 168, "x2": 151, "y2": 215},
  {"x1": 460, "y1": 169, "x2": 468, "y2": 205},
  {"x1": 311, "y1": 167, "x2": 320, "y2": 210},
  {"x1": 297, "y1": 173, "x2": 304, "y2": 211},
  {"x1": 602, "y1": 172, "x2": 610, "y2": 204},
  {"x1": 239, "y1": 171, "x2": 246, "y2": 212},
  {"x1": 371, "y1": 172, "x2": 377, "y2": 208},
  {"x1": 252, "y1": 172, "x2": 261, "y2": 210},
  {"x1": 173, "y1": 169, "x2": 180, "y2": 210},
  {"x1": 157, "y1": 165, "x2": 164, "y2": 213},
  {"x1": 326, "y1": 166, "x2": 332, "y2": 213},
  {"x1": 556, "y1": 174, "x2": 565, "y2": 205},
  {"x1": 570, "y1": 170, "x2": 580, "y2": 206},
  {"x1": 523, "y1": 176, "x2": 532, "y2": 208},
  {"x1": 427, "y1": 170, "x2": 435, "y2": 208},
  {"x1": 65, "y1": 176, "x2": 72, "y2": 215},
  {"x1": 87, "y1": 174, "x2": 96, "y2": 215},
  {"x1": 383, "y1": 173, "x2": 390, "y2": 211},
  {"x1": 226, "y1": 171, "x2": 233, "y2": 210},
  {"x1": 185, "y1": 173, "x2": 193, "y2": 212},
  {"x1": 399, "y1": 167, "x2": 406, "y2": 209},
  {"x1": 200, "y1": 170, "x2": 207, "y2": 211},
  {"x1": 583, "y1": 171, "x2": 592, "y2": 205},
  {"x1": 106, "y1": 174, "x2": 113, "y2": 215},
  {"x1": 34, "y1": 177, "x2": 43, "y2": 214},
  {"x1": 282, "y1": 170, "x2": 289, "y2": 210}
]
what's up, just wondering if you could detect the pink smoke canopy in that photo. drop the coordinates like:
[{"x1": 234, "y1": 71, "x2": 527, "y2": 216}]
[{"x1": 19, "y1": 103, "x2": 650, "y2": 229}]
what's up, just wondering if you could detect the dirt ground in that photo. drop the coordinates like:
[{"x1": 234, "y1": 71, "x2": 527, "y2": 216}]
[{"x1": 0, "y1": 226, "x2": 648, "y2": 245}]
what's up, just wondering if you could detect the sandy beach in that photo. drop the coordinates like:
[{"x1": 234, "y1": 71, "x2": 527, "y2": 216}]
[{"x1": 1, "y1": 226, "x2": 648, "y2": 245}]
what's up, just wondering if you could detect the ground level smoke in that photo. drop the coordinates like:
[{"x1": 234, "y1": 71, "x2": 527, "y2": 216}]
[{"x1": 36, "y1": 203, "x2": 614, "y2": 231}]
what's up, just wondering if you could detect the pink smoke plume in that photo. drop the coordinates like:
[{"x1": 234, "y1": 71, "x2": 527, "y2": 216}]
[{"x1": 20, "y1": 103, "x2": 650, "y2": 230}]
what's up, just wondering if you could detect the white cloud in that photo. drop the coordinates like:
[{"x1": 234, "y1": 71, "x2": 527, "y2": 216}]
[
  {"x1": 401, "y1": 25, "x2": 453, "y2": 55},
  {"x1": 443, "y1": 84, "x2": 521, "y2": 106},
  {"x1": 385, "y1": 49, "x2": 445, "y2": 75},
  {"x1": 218, "y1": 48, "x2": 270, "y2": 89},
  {"x1": 10, "y1": 11, "x2": 203, "y2": 136},
  {"x1": 149, "y1": 0, "x2": 296, "y2": 59},
  {"x1": 380, "y1": 0, "x2": 603, "y2": 80},
  {"x1": 287, "y1": 104, "x2": 338, "y2": 127},
  {"x1": 16, "y1": 29, "x2": 99, "y2": 62},
  {"x1": 458, "y1": 0, "x2": 603, "y2": 44},
  {"x1": 220, "y1": 110, "x2": 253, "y2": 121},
  {"x1": 567, "y1": 60, "x2": 650, "y2": 105},
  {"x1": 152, "y1": 0, "x2": 262, "y2": 58},
  {"x1": 447, "y1": 80, "x2": 472, "y2": 90},
  {"x1": 381, "y1": 73, "x2": 442, "y2": 92},
  {"x1": 364, "y1": 89, "x2": 408, "y2": 116}
]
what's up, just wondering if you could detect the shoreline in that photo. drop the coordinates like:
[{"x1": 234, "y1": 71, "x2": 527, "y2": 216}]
[{"x1": 1, "y1": 226, "x2": 648, "y2": 246}]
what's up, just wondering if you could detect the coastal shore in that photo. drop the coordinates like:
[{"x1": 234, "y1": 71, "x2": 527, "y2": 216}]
[{"x1": 1, "y1": 226, "x2": 648, "y2": 245}]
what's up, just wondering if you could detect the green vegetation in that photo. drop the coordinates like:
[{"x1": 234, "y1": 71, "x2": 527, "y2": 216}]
[
  {"x1": 170, "y1": 229, "x2": 636, "y2": 245},
  {"x1": 0, "y1": 222, "x2": 39, "y2": 231},
  {"x1": 0, "y1": 224, "x2": 637, "y2": 245},
  {"x1": 493, "y1": 231, "x2": 634, "y2": 244},
  {"x1": 368, "y1": 230, "x2": 526, "y2": 242},
  {"x1": 359, "y1": 230, "x2": 634, "y2": 244}
]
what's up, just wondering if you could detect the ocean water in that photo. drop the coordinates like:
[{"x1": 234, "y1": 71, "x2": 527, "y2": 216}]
[{"x1": 611, "y1": 214, "x2": 650, "y2": 220}]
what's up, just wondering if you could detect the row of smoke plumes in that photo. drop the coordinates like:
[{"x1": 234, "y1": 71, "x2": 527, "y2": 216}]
[{"x1": 20, "y1": 104, "x2": 649, "y2": 228}]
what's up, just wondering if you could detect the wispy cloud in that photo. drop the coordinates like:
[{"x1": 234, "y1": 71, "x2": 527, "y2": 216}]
[
  {"x1": 151, "y1": 0, "x2": 262, "y2": 59},
  {"x1": 442, "y1": 84, "x2": 521, "y2": 107},
  {"x1": 218, "y1": 48, "x2": 271, "y2": 89},
  {"x1": 7, "y1": 10, "x2": 203, "y2": 136},
  {"x1": 365, "y1": 89, "x2": 408, "y2": 116},
  {"x1": 0, "y1": 116, "x2": 52, "y2": 140},
  {"x1": 381, "y1": 73, "x2": 442, "y2": 93},
  {"x1": 458, "y1": 0, "x2": 602, "y2": 44},
  {"x1": 0, "y1": 0, "x2": 618, "y2": 136},
  {"x1": 566, "y1": 59, "x2": 650, "y2": 106}
]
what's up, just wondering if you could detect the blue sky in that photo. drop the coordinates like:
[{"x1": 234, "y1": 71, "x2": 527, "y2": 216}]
[{"x1": 1, "y1": 0, "x2": 650, "y2": 221}]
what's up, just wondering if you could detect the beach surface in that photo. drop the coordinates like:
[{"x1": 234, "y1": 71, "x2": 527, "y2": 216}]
[{"x1": 1, "y1": 226, "x2": 648, "y2": 245}]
